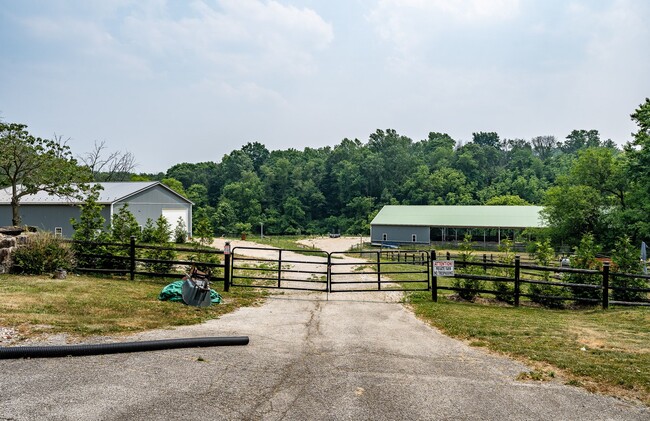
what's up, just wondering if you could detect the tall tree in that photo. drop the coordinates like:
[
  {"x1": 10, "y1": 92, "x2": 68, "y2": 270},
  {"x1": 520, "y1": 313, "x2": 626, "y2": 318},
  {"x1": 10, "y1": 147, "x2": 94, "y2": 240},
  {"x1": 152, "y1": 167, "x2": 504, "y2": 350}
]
[
  {"x1": 531, "y1": 135, "x2": 557, "y2": 160},
  {"x1": 0, "y1": 122, "x2": 90, "y2": 225},
  {"x1": 561, "y1": 129, "x2": 601, "y2": 154},
  {"x1": 472, "y1": 132, "x2": 500, "y2": 148},
  {"x1": 79, "y1": 140, "x2": 137, "y2": 181}
]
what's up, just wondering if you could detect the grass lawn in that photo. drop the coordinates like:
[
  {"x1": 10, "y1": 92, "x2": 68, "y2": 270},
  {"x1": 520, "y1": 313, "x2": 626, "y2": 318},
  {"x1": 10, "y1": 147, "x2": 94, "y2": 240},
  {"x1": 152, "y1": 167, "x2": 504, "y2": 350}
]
[
  {"x1": 408, "y1": 291, "x2": 650, "y2": 405},
  {"x1": 0, "y1": 274, "x2": 264, "y2": 339}
]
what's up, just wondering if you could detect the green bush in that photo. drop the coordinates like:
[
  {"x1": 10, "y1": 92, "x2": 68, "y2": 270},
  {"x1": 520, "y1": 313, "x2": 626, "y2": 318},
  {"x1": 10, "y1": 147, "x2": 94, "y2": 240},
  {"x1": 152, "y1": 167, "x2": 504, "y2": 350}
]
[
  {"x1": 452, "y1": 234, "x2": 484, "y2": 301},
  {"x1": 611, "y1": 237, "x2": 648, "y2": 303},
  {"x1": 143, "y1": 215, "x2": 177, "y2": 274},
  {"x1": 528, "y1": 238, "x2": 569, "y2": 308},
  {"x1": 568, "y1": 233, "x2": 602, "y2": 304},
  {"x1": 492, "y1": 239, "x2": 515, "y2": 303},
  {"x1": 11, "y1": 232, "x2": 75, "y2": 274}
]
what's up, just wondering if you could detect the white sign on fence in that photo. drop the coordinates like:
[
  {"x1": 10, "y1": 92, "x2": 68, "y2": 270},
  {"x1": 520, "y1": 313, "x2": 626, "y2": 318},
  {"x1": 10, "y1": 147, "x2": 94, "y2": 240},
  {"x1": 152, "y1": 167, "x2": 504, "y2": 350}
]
[{"x1": 433, "y1": 260, "x2": 455, "y2": 277}]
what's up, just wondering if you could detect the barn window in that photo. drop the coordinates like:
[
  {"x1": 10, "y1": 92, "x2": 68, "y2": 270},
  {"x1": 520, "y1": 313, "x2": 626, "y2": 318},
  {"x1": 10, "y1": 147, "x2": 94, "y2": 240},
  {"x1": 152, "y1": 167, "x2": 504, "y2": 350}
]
[
  {"x1": 412, "y1": 234, "x2": 417, "y2": 242},
  {"x1": 382, "y1": 233, "x2": 388, "y2": 241},
  {"x1": 54, "y1": 227, "x2": 63, "y2": 238}
]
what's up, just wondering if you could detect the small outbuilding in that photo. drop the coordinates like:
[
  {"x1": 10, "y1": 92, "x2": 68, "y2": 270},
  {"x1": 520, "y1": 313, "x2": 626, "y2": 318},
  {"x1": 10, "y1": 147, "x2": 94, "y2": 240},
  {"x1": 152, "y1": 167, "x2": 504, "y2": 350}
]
[
  {"x1": 370, "y1": 205, "x2": 545, "y2": 246},
  {"x1": 0, "y1": 182, "x2": 193, "y2": 238}
]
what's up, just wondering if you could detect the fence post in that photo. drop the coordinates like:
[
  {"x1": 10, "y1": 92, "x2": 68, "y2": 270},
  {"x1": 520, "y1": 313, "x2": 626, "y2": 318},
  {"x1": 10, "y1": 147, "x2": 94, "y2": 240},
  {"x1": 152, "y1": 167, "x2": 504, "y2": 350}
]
[
  {"x1": 223, "y1": 241, "x2": 231, "y2": 292},
  {"x1": 129, "y1": 236, "x2": 136, "y2": 281},
  {"x1": 514, "y1": 255, "x2": 520, "y2": 307},
  {"x1": 327, "y1": 253, "x2": 332, "y2": 293},
  {"x1": 483, "y1": 253, "x2": 487, "y2": 273},
  {"x1": 377, "y1": 251, "x2": 381, "y2": 291},
  {"x1": 602, "y1": 262, "x2": 610, "y2": 309},
  {"x1": 431, "y1": 250, "x2": 438, "y2": 302},
  {"x1": 278, "y1": 249, "x2": 283, "y2": 288}
]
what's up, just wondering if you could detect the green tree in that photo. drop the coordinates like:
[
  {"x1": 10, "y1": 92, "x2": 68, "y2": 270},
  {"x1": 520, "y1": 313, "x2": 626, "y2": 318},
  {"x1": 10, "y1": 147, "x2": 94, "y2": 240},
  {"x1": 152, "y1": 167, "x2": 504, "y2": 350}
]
[
  {"x1": 528, "y1": 239, "x2": 568, "y2": 308},
  {"x1": 452, "y1": 234, "x2": 484, "y2": 300},
  {"x1": 161, "y1": 177, "x2": 187, "y2": 198},
  {"x1": 472, "y1": 132, "x2": 501, "y2": 148},
  {"x1": 568, "y1": 233, "x2": 602, "y2": 303},
  {"x1": 542, "y1": 185, "x2": 604, "y2": 246},
  {"x1": 531, "y1": 135, "x2": 557, "y2": 161},
  {"x1": 70, "y1": 185, "x2": 109, "y2": 267},
  {"x1": 110, "y1": 204, "x2": 141, "y2": 243},
  {"x1": 174, "y1": 216, "x2": 187, "y2": 244},
  {"x1": 141, "y1": 218, "x2": 156, "y2": 243},
  {"x1": 0, "y1": 122, "x2": 90, "y2": 225},
  {"x1": 492, "y1": 239, "x2": 515, "y2": 303},
  {"x1": 143, "y1": 215, "x2": 176, "y2": 273},
  {"x1": 561, "y1": 129, "x2": 601, "y2": 153},
  {"x1": 610, "y1": 237, "x2": 647, "y2": 302},
  {"x1": 485, "y1": 195, "x2": 530, "y2": 206}
]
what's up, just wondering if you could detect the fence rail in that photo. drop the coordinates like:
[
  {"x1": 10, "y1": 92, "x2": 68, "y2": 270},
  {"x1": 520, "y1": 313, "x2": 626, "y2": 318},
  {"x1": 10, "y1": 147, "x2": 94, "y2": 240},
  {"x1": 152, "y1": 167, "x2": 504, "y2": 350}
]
[{"x1": 68, "y1": 239, "x2": 650, "y2": 308}]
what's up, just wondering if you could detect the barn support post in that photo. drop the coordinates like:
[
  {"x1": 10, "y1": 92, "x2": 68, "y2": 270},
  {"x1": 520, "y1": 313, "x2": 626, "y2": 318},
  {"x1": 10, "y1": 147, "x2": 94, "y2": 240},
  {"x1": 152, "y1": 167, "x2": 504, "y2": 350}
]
[
  {"x1": 514, "y1": 255, "x2": 521, "y2": 307},
  {"x1": 129, "y1": 236, "x2": 136, "y2": 281},
  {"x1": 431, "y1": 250, "x2": 438, "y2": 302},
  {"x1": 602, "y1": 262, "x2": 610, "y2": 309}
]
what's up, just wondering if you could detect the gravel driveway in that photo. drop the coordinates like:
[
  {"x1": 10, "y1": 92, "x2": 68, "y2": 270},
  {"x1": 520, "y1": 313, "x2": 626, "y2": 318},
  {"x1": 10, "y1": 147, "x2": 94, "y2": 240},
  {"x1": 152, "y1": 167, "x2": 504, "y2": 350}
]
[{"x1": 1, "y1": 238, "x2": 648, "y2": 420}]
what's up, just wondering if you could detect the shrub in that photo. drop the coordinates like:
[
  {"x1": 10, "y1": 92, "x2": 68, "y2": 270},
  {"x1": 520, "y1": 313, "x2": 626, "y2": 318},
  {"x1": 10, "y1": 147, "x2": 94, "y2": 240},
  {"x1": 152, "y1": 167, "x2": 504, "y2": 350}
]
[
  {"x1": 528, "y1": 238, "x2": 569, "y2": 308},
  {"x1": 11, "y1": 232, "x2": 75, "y2": 274},
  {"x1": 493, "y1": 239, "x2": 515, "y2": 303},
  {"x1": 611, "y1": 236, "x2": 648, "y2": 303},
  {"x1": 143, "y1": 215, "x2": 177, "y2": 274},
  {"x1": 70, "y1": 186, "x2": 111, "y2": 268},
  {"x1": 174, "y1": 217, "x2": 187, "y2": 244},
  {"x1": 452, "y1": 234, "x2": 484, "y2": 301},
  {"x1": 568, "y1": 233, "x2": 602, "y2": 304}
]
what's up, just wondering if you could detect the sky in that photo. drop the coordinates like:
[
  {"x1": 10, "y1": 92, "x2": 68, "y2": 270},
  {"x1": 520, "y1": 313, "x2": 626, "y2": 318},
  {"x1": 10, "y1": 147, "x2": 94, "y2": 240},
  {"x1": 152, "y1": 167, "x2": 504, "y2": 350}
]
[{"x1": 1, "y1": 0, "x2": 649, "y2": 173}]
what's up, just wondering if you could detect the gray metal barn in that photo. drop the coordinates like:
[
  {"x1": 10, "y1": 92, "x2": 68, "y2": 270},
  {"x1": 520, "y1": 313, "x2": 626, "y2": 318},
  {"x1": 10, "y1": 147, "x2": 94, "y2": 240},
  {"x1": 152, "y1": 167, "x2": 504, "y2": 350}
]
[
  {"x1": 0, "y1": 182, "x2": 192, "y2": 238},
  {"x1": 370, "y1": 205, "x2": 546, "y2": 245}
]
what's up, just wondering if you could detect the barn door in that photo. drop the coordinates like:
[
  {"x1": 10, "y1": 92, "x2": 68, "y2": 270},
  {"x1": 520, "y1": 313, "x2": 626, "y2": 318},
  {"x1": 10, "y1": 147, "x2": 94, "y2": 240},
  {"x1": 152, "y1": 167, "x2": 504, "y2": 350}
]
[{"x1": 162, "y1": 208, "x2": 188, "y2": 240}]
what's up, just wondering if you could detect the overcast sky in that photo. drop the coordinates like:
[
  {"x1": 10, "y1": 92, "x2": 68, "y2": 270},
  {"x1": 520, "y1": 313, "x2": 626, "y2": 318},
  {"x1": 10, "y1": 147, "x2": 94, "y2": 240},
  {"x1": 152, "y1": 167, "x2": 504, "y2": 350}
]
[{"x1": 1, "y1": 0, "x2": 649, "y2": 173}]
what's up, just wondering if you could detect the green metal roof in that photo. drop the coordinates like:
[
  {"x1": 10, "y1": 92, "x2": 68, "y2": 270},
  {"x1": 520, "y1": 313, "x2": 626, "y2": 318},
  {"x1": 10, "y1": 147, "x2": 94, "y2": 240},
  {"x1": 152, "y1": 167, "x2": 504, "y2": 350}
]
[{"x1": 370, "y1": 205, "x2": 546, "y2": 229}]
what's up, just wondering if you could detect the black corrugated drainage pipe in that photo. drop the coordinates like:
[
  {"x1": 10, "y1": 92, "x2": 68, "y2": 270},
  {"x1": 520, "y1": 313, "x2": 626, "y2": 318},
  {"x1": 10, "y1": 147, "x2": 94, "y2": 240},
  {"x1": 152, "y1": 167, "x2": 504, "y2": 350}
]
[{"x1": 0, "y1": 336, "x2": 249, "y2": 359}]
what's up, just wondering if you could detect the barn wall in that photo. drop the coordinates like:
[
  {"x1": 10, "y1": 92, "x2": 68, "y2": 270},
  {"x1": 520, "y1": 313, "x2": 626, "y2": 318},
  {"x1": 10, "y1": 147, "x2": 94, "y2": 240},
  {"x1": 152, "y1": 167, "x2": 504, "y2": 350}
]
[
  {"x1": 0, "y1": 204, "x2": 111, "y2": 237},
  {"x1": 114, "y1": 185, "x2": 192, "y2": 235},
  {"x1": 370, "y1": 225, "x2": 430, "y2": 244}
]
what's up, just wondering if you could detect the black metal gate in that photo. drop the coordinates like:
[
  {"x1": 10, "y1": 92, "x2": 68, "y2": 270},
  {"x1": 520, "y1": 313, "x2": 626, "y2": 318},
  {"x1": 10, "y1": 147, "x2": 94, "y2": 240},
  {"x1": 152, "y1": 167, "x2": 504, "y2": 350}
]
[
  {"x1": 329, "y1": 250, "x2": 430, "y2": 293},
  {"x1": 230, "y1": 246, "x2": 329, "y2": 292},
  {"x1": 229, "y1": 247, "x2": 430, "y2": 293}
]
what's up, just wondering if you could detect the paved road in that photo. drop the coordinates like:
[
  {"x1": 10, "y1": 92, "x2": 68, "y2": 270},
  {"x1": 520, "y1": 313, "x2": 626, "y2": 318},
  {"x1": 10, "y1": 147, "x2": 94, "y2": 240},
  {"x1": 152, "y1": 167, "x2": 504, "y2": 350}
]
[{"x1": 1, "y1": 289, "x2": 648, "y2": 420}]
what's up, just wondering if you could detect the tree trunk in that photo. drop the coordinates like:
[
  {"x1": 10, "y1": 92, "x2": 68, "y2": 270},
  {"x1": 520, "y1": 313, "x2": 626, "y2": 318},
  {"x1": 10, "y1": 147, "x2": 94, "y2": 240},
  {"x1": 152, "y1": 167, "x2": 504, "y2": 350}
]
[{"x1": 11, "y1": 190, "x2": 21, "y2": 226}]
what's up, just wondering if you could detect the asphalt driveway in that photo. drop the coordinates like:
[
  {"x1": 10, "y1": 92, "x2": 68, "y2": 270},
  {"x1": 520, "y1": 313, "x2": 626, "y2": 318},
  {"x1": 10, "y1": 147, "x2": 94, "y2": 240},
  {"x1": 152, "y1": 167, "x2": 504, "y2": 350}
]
[{"x1": 1, "y1": 289, "x2": 648, "y2": 420}]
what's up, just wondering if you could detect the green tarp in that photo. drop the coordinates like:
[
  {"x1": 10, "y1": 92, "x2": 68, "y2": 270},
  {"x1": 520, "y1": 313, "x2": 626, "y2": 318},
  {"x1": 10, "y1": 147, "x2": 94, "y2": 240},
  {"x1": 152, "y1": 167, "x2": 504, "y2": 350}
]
[{"x1": 158, "y1": 280, "x2": 222, "y2": 304}]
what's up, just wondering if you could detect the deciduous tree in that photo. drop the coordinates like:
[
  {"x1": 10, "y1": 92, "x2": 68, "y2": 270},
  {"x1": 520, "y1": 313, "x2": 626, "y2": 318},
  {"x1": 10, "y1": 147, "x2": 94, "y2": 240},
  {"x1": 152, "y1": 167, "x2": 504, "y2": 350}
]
[{"x1": 0, "y1": 122, "x2": 90, "y2": 225}]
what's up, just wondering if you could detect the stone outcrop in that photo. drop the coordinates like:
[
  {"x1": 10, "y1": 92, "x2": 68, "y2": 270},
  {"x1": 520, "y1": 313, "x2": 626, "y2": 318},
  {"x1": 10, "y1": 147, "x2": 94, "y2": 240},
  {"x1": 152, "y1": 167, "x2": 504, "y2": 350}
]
[
  {"x1": 0, "y1": 234, "x2": 17, "y2": 274},
  {"x1": 0, "y1": 227, "x2": 34, "y2": 274}
]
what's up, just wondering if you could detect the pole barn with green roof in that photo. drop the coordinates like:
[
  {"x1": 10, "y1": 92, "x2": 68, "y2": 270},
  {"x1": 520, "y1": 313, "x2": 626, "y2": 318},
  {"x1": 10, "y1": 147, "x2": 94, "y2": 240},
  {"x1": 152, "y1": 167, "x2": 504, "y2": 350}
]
[{"x1": 369, "y1": 205, "x2": 546, "y2": 246}]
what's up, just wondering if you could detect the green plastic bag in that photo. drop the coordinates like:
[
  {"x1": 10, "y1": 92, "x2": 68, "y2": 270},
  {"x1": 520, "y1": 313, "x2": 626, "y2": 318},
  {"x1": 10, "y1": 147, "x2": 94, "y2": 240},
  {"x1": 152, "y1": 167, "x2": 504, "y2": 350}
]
[{"x1": 158, "y1": 280, "x2": 222, "y2": 304}]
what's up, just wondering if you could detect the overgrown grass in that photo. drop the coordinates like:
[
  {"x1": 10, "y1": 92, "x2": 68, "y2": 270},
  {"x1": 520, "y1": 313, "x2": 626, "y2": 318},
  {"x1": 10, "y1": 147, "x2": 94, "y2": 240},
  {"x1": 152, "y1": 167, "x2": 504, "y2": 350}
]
[
  {"x1": 0, "y1": 274, "x2": 265, "y2": 339},
  {"x1": 408, "y1": 291, "x2": 650, "y2": 405}
]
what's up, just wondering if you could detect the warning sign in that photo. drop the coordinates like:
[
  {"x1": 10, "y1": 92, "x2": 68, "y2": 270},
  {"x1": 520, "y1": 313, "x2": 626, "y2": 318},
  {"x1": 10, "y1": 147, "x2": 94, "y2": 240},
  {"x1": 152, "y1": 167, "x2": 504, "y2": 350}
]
[{"x1": 433, "y1": 260, "x2": 454, "y2": 277}]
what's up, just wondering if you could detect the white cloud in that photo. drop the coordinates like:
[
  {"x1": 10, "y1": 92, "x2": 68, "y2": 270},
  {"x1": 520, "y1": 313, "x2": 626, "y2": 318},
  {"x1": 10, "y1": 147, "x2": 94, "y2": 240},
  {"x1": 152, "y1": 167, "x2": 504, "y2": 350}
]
[
  {"x1": 368, "y1": 0, "x2": 520, "y2": 41},
  {"x1": 121, "y1": 0, "x2": 334, "y2": 76}
]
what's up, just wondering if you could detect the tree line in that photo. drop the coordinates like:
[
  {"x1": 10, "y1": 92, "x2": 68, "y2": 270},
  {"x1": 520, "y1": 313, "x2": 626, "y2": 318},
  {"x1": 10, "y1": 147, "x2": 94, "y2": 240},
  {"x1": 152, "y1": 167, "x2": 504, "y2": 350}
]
[{"x1": 2, "y1": 98, "x2": 650, "y2": 251}]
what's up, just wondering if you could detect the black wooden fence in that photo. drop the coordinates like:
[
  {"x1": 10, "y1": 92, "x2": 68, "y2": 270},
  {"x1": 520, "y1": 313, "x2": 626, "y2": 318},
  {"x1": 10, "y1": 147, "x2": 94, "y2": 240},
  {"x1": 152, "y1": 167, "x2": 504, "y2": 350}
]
[
  {"x1": 71, "y1": 237, "x2": 231, "y2": 292},
  {"x1": 429, "y1": 250, "x2": 650, "y2": 309},
  {"x1": 69, "y1": 238, "x2": 650, "y2": 308}
]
